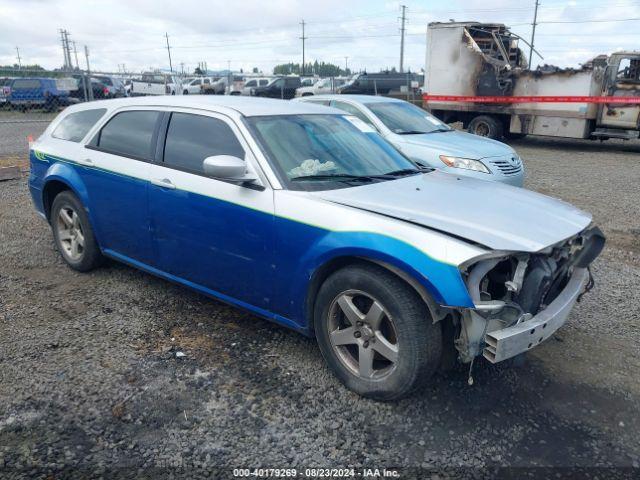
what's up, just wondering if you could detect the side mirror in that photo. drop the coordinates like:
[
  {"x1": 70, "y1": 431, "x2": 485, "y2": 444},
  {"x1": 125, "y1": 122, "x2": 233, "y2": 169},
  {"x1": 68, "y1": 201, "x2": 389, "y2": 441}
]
[{"x1": 202, "y1": 155, "x2": 257, "y2": 184}]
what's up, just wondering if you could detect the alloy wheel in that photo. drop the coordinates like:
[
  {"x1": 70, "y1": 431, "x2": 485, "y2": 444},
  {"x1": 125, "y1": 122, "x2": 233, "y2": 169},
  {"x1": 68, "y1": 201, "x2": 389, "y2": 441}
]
[
  {"x1": 327, "y1": 289, "x2": 399, "y2": 380},
  {"x1": 56, "y1": 206, "x2": 85, "y2": 261}
]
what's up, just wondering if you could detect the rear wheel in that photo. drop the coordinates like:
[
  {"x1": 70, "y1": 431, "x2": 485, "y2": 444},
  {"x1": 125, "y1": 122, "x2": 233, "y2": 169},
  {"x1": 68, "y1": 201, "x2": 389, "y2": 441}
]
[
  {"x1": 51, "y1": 191, "x2": 104, "y2": 272},
  {"x1": 468, "y1": 115, "x2": 503, "y2": 139},
  {"x1": 183, "y1": 89, "x2": 189, "y2": 95},
  {"x1": 314, "y1": 264, "x2": 442, "y2": 400}
]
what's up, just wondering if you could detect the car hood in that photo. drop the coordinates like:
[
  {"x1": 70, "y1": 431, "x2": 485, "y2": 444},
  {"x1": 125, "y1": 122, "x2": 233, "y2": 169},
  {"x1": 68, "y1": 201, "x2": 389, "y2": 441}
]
[
  {"x1": 394, "y1": 130, "x2": 514, "y2": 159},
  {"x1": 312, "y1": 171, "x2": 591, "y2": 252}
]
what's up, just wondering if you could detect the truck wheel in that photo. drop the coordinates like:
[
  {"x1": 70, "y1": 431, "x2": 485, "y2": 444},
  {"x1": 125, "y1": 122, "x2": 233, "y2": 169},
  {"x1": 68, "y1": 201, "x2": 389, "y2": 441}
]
[
  {"x1": 51, "y1": 191, "x2": 104, "y2": 272},
  {"x1": 468, "y1": 115, "x2": 503, "y2": 139},
  {"x1": 183, "y1": 89, "x2": 189, "y2": 95},
  {"x1": 314, "y1": 264, "x2": 442, "y2": 401}
]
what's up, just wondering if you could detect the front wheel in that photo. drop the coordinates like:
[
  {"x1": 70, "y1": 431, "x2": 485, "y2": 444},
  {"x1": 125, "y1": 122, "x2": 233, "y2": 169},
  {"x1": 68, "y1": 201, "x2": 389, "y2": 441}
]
[
  {"x1": 183, "y1": 89, "x2": 189, "y2": 95},
  {"x1": 51, "y1": 191, "x2": 104, "y2": 272},
  {"x1": 314, "y1": 264, "x2": 442, "y2": 400}
]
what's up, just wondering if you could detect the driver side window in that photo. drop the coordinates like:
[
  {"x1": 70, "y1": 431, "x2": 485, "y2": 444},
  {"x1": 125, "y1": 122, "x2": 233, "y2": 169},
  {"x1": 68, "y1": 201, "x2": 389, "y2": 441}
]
[
  {"x1": 163, "y1": 113, "x2": 245, "y2": 175},
  {"x1": 616, "y1": 58, "x2": 640, "y2": 83}
]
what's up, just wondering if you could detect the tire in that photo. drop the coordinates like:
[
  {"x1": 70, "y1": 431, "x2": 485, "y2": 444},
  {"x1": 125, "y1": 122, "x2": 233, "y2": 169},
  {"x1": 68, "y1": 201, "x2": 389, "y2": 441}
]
[
  {"x1": 468, "y1": 115, "x2": 503, "y2": 139},
  {"x1": 51, "y1": 191, "x2": 104, "y2": 272},
  {"x1": 183, "y1": 90, "x2": 189, "y2": 95},
  {"x1": 314, "y1": 264, "x2": 442, "y2": 400}
]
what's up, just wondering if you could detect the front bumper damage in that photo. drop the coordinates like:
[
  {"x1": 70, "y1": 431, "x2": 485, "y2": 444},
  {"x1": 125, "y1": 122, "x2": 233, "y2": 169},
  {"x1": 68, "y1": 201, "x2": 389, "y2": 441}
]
[
  {"x1": 455, "y1": 226, "x2": 604, "y2": 364},
  {"x1": 483, "y1": 267, "x2": 588, "y2": 363}
]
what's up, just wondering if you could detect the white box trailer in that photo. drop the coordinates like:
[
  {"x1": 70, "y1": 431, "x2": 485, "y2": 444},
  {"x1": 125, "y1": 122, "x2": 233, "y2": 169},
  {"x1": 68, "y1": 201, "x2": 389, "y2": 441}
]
[{"x1": 423, "y1": 22, "x2": 640, "y2": 140}]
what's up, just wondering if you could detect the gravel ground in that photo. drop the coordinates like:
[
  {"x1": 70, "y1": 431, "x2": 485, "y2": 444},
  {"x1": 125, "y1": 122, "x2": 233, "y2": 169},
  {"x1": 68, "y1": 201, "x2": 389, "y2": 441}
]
[{"x1": 1, "y1": 118, "x2": 639, "y2": 478}]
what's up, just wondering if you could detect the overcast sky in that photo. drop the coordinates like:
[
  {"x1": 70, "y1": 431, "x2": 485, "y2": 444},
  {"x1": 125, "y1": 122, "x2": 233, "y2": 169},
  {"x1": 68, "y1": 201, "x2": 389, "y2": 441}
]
[{"x1": 1, "y1": 0, "x2": 639, "y2": 74}]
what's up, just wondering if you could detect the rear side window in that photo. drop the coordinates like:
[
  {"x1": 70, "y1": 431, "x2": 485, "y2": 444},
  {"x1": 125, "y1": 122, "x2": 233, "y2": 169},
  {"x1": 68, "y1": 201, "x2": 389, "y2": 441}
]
[
  {"x1": 52, "y1": 108, "x2": 107, "y2": 142},
  {"x1": 259, "y1": 79, "x2": 268, "y2": 86},
  {"x1": 95, "y1": 111, "x2": 160, "y2": 160},
  {"x1": 12, "y1": 79, "x2": 41, "y2": 90},
  {"x1": 163, "y1": 113, "x2": 245, "y2": 174}
]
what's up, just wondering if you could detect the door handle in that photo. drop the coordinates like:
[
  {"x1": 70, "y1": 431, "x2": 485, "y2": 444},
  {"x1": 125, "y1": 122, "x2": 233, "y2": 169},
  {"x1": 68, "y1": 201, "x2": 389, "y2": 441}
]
[
  {"x1": 76, "y1": 158, "x2": 93, "y2": 166},
  {"x1": 151, "y1": 178, "x2": 176, "y2": 190}
]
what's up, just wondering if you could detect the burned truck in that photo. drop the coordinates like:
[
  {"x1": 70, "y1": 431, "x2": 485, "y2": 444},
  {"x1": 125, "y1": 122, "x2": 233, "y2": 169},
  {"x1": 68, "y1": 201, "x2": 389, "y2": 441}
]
[{"x1": 423, "y1": 22, "x2": 640, "y2": 140}]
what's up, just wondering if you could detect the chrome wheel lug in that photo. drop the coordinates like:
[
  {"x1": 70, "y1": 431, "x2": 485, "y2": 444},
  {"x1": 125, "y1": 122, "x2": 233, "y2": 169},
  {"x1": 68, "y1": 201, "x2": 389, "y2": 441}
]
[
  {"x1": 354, "y1": 331, "x2": 361, "y2": 338},
  {"x1": 363, "y1": 340, "x2": 369, "y2": 348},
  {"x1": 356, "y1": 321, "x2": 363, "y2": 327}
]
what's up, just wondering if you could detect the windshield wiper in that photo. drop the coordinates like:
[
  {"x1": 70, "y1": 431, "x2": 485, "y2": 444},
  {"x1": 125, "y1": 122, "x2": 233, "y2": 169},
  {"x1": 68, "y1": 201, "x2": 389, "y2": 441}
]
[
  {"x1": 379, "y1": 168, "x2": 421, "y2": 177},
  {"x1": 395, "y1": 130, "x2": 430, "y2": 135},
  {"x1": 290, "y1": 173, "x2": 376, "y2": 183},
  {"x1": 426, "y1": 128, "x2": 453, "y2": 133}
]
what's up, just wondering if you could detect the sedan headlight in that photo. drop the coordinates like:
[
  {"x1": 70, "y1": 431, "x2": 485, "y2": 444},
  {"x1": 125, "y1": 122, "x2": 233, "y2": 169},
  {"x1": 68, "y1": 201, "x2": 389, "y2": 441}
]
[{"x1": 439, "y1": 155, "x2": 490, "y2": 174}]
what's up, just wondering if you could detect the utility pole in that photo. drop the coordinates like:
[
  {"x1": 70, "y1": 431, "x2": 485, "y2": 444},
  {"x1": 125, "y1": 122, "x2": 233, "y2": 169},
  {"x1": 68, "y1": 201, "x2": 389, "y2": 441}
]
[
  {"x1": 180, "y1": 62, "x2": 184, "y2": 75},
  {"x1": 59, "y1": 29, "x2": 68, "y2": 69},
  {"x1": 529, "y1": 0, "x2": 540, "y2": 68},
  {"x1": 300, "y1": 19, "x2": 307, "y2": 76},
  {"x1": 344, "y1": 56, "x2": 349, "y2": 74},
  {"x1": 165, "y1": 32, "x2": 173, "y2": 72},
  {"x1": 15, "y1": 47, "x2": 22, "y2": 69},
  {"x1": 63, "y1": 30, "x2": 73, "y2": 71},
  {"x1": 84, "y1": 45, "x2": 94, "y2": 101},
  {"x1": 72, "y1": 41, "x2": 80, "y2": 69},
  {"x1": 399, "y1": 5, "x2": 407, "y2": 73}
]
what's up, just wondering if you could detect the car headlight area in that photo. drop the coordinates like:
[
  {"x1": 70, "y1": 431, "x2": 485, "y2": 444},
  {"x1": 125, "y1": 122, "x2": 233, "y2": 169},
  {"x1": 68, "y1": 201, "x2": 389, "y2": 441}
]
[{"x1": 439, "y1": 155, "x2": 491, "y2": 173}]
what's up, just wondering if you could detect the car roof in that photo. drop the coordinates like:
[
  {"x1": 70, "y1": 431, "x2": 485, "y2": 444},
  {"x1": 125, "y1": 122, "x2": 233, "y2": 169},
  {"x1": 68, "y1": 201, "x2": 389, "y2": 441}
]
[
  {"x1": 62, "y1": 95, "x2": 345, "y2": 117},
  {"x1": 299, "y1": 94, "x2": 406, "y2": 105}
]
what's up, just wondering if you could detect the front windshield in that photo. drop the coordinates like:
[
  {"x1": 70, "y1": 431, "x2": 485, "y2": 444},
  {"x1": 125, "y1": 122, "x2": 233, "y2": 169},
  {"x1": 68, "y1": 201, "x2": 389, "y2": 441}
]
[
  {"x1": 247, "y1": 114, "x2": 419, "y2": 191},
  {"x1": 366, "y1": 101, "x2": 452, "y2": 135}
]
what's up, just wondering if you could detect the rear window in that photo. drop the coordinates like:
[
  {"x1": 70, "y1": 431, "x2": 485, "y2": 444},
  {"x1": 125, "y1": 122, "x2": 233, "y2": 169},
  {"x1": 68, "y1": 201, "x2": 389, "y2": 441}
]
[
  {"x1": 12, "y1": 79, "x2": 41, "y2": 90},
  {"x1": 52, "y1": 109, "x2": 107, "y2": 142},
  {"x1": 94, "y1": 111, "x2": 160, "y2": 160},
  {"x1": 95, "y1": 76, "x2": 113, "y2": 86}
]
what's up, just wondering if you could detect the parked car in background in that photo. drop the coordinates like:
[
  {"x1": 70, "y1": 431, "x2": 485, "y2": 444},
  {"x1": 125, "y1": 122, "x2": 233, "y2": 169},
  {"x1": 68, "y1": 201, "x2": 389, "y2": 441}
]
[
  {"x1": 8, "y1": 77, "x2": 77, "y2": 111},
  {"x1": 296, "y1": 95, "x2": 525, "y2": 186},
  {"x1": 337, "y1": 72, "x2": 420, "y2": 95},
  {"x1": 68, "y1": 75, "x2": 112, "y2": 101},
  {"x1": 250, "y1": 76, "x2": 301, "y2": 99},
  {"x1": 204, "y1": 75, "x2": 245, "y2": 95},
  {"x1": 92, "y1": 75, "x2": 127, "y2": 98},
  {"x1": 295, "y1": 77, "x2": 347, "y2": 97},
  {"x1": 300, "y1": 77, "x2": 317, "y2": 87},
  {"x1": 0, "y1": 78, "x2": 12, "y2": 106},
  {"x1": 131, "y1": 73, "x2": 181, "y2": 96},
  {"x1": 182, "y1": 77, "x2": 213, "y2": 94},
  {"x1": 241, "y1": 77, "x2": 270, "y2": 96},
  {"x1": 29, "y1": 96, "x2": 603, "y2": 400}
]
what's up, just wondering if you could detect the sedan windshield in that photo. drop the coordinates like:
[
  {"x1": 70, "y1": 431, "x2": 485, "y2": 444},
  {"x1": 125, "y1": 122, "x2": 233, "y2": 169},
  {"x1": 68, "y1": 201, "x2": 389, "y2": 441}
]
[
  {"x1": 247, "y1": 114, "x2": 420, "y2": 190},
  {"x1": 366, "y1": 102, "x2": 452, "y2": 135}
]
